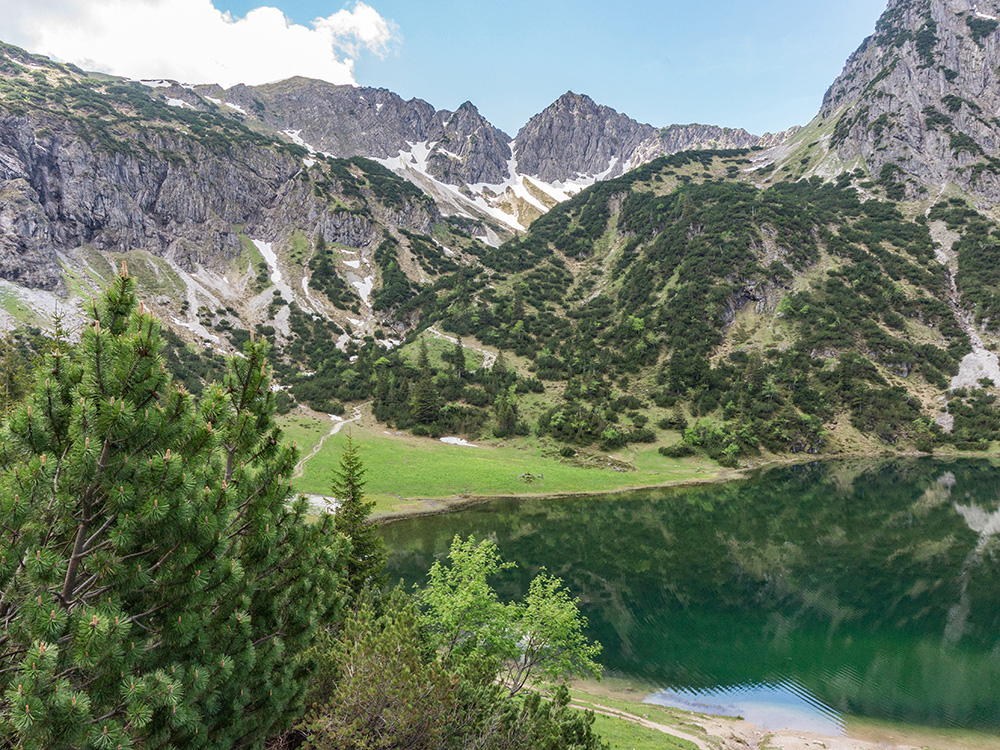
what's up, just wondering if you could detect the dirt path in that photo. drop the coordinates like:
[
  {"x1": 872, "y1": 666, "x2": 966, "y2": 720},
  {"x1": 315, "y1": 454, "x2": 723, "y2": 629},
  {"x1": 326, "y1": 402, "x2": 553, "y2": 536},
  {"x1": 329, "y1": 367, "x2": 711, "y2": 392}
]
[
  {"x1": 569, "y1": 701, "x2": 712, "y2": 750},
  {"x1": 293, "y1": 402, "x2": 366, "y2": 479},
  {"x1": 427, "y1": 326, "x2": 497, "y2": 369},
  {"x1": 574, "y1": 697, "x2": 931, "y2": 750},
  {"x1": 567, "y1": 679, "x2": 944, "y2": 750}
]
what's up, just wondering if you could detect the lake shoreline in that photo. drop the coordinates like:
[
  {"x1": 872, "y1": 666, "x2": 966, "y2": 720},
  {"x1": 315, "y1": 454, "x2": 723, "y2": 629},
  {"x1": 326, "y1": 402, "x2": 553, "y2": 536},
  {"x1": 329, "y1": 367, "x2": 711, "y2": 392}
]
[
  {"x1": 373, "y1": 449, "x2": 998, "y2": 522},
  {"x1": 569, "y1": 677, "x2": 1000, "y2": 750}
]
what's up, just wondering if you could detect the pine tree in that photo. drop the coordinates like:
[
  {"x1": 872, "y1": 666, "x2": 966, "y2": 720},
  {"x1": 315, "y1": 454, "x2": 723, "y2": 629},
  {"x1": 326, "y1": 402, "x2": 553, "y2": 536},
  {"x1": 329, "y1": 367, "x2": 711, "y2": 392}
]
[
  {"x1": 451, "y1": 337, "x2": 466, "y2": 379},
  {"x1": 494, "y1": 385, "x2": 521, "y2": 438},
  {"x1": 511, "y1": 282, "x2": 525, "y2": 321},
  {"x1": 485, "y1": 349, "x2": 512, "y2": 398},
  {"x1": 0, "y1": 331, "x2": 34, "y2": 415},
  {"x1": 409, "y1": 340, "x2": 440, "y2": 425},
  {"x1": 330, "y1": 436, "x2": 386, "y2": 601},
  {"x1": 0, "y1": 269, "x2": 346, "y2": 749}
]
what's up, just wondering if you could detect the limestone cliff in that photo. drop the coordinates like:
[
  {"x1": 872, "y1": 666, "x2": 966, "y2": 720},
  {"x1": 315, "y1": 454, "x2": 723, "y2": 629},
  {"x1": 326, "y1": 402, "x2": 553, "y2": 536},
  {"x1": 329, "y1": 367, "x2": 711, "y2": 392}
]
[{"x1": 821, "y1": 0, "x2": 1000, "y2": 200}]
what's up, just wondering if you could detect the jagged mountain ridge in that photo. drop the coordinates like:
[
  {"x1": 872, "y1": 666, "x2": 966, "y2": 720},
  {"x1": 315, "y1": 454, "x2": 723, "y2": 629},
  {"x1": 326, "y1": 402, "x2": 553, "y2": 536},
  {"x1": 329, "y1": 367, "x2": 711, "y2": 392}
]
[
  {"x1": 514, "y1": 91, "x2": 795, "y2": 184},
  {"x1": 774, "y1": 0, "x2": 1000, "y2": 202},
  {"x1": 188, "y1": 81, "x2": 794, "y2": 232}
]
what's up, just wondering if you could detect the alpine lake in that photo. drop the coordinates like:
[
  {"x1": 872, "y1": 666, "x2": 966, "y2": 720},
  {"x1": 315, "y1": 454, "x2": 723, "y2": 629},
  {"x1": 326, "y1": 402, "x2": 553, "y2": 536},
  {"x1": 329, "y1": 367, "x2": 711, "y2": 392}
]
[{"x1": 379, "y1": 458, "x2": 1000, "y2": 737}]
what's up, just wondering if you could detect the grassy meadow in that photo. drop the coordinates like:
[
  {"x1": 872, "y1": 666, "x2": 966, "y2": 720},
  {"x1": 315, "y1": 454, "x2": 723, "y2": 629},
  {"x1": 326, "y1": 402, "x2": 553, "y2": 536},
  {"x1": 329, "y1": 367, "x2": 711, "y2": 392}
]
[{"x1": 278, "y1": 407, "x2": 727, "y2": 516}]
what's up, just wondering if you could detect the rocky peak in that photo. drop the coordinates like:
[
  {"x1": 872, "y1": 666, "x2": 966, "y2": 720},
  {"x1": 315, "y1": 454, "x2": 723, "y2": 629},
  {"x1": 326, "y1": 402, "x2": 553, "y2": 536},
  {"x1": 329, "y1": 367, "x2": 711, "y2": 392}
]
[
  {"x1": 514, "y1": 91, "x2": 793, "y2": 186},
  {"x1": 217, "y1": 78, "x2": 439, "y2": 160},
  {"x1": 513, "y1": 92, "x2": 657, "y2": 183},
  {"x1": 424, "y1": 101, "x2": 513, "y2": 186},
  {"x1": 821, "y1": 0, "x2": 1000, "y2": 200},
  {"x1": 213, "y1": 79, "x2": 515, "y2": 187}
]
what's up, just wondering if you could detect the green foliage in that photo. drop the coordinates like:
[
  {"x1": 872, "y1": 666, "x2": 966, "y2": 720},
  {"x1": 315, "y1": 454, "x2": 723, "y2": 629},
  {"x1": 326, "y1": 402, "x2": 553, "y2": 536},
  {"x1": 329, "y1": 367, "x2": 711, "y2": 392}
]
[
  {"x1": 933, "y1": 201, "x2": 1000, "y2": 330},
  {"x1": 349, "y1": 157, "x2": 431, "y2": 210},
  {"x1": 494, "y1": 385, "x2": 528, "y2": 438},
  {"x1": 950, "y1": 131, "x2": 984, "y2": 157},
  {"x1": 301, "y1": 586, "x2": 607, "y2": 750},
  {"x1": 401, "y1": 229, "x2": 461, "y2": 276},
  {"x1": 419, "y1": 536, "x2": 602, "y2": 693},
  {"x1": 915, "y1": 20, "x2": 939, "y2": 66},
  {"x1": 923, "y1": 106, "x2": 953, "y2": 131},
  {"x1": 300, "y1": 588, "x2": 458, "y2": 750},
  {"x1": 0, "y1": 328, "x2": 52, "y2": 415},
  {"x1": 330, "y1": 438, "x2": 386, "y2": 601},
  {"x1": 372, "y1": 236, "x2": 418, "y2": 315},
  {"x1": 947, "y1": 388, "x2": 1000, "y2": 449},
  {"x1": 159, "y1": 326, "x2": 228, "y2": 396},
  {"x1": 877, "y1": 162, "x2": 906, "y2": 200},
  {"x1": 410, "y1": 340, "x2": 442, "y2": 425},
  {"x1": 0, "y1": 272, "x2": 345, "y2": 749},
  {"x1": 966, "y1": 15, "x2": 999, "y2": 47},
  {"x1": 308, "y1": 235, "x2": 362, "y2": 313}
]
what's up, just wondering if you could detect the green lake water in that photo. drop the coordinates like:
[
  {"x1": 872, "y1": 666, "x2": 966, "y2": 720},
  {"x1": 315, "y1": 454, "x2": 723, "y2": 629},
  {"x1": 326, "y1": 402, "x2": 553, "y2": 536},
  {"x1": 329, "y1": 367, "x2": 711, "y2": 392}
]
[{"x1": 380, "y1": 458, "x2": 1000, "y2": 735}]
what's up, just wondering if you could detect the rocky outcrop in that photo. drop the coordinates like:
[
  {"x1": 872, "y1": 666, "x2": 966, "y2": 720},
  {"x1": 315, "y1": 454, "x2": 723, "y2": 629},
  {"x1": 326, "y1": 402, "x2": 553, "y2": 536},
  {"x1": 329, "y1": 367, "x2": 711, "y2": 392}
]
[
  {"x1": 214, "y1": 79, "x2": 513, "y2": 187},
  {"x1": 821, "y1": 0, "x2": 1000, "y2": 200},
  {"x1": 424, "y1": 101, "x2": 512, "y2": 186},
  {"x1": 0, "y1": 34, "x2": 802, "y2": 294},
  {"x1": 0, "y1": 72, "x2": 439, "y2": 290},
  {"x1": 513, "y1": 92, "x2": 657, "y2": 182},
  {"x1": 513, "y1": 92, "x2": 793, "y2": 184},
  {"x1": 221, "y1": 77, "x2": 437, "y2": 159}
]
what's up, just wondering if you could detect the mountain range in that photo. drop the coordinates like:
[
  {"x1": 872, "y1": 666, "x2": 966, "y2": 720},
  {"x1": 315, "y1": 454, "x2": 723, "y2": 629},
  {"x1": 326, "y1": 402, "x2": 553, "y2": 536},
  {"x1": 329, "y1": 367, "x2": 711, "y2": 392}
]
[
  {"x1": 4, "y1": 0, "x2": 1000, "y2": 462},
  {"x1": 166, "y1": 77, "x2": 796, "y2": 234}
]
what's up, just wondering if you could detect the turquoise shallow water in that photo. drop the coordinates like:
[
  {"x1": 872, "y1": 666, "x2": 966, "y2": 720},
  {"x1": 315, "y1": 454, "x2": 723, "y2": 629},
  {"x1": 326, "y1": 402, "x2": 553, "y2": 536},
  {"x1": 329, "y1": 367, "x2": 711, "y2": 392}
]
[
  {"x1": 646, "y1": 680, "x2": 845, "y2": 735},
  {"x1": 380, "y1": 458, "x2": 1000, "y2": 733}
]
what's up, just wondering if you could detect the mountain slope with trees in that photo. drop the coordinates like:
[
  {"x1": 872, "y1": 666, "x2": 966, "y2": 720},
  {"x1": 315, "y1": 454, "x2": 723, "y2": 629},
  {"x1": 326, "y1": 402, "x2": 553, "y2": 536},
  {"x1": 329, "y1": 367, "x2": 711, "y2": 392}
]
[{"x1": 4, "y1": 0, "x2": 1000, "y2": 467}]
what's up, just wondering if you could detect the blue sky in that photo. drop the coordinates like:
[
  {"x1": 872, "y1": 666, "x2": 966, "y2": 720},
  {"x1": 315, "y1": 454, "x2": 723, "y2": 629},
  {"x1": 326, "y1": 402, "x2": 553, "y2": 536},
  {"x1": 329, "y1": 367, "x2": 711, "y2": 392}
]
[{"x1": 216, "y1": 0, "x2": 889, "y2": 136}]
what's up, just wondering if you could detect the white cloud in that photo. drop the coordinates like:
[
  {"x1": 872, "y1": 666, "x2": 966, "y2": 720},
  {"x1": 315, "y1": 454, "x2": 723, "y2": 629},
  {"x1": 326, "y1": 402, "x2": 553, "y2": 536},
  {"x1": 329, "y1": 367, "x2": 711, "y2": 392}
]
[{"x1": 0, "y1": 0, "x2": 399, "y2": 87}]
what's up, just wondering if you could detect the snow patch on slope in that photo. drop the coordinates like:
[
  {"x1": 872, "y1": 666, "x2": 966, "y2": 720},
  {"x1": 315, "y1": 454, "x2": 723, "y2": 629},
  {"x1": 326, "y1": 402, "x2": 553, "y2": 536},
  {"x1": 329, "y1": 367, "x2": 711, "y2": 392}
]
[
  {"x1": 352, "y1": 275, "x2": 374, "y2": 307},
  {"x1": 253, "y1": 240, "x2": 284, "y2": 288},
  {"x1": 377, "y1": 141, "x2": 632, "y2": 234},
  {"x1": 377, "y1": 141, "x2": 526, "y2": 231}
]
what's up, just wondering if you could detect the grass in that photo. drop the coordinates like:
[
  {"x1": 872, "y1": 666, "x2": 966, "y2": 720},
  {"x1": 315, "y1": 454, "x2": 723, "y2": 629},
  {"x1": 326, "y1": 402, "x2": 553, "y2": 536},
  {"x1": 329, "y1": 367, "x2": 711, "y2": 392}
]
[
  {"x1": 287, "y1": 229, "x2": 311, "y2": 269},
  {"x1": 567, "y1": 681, "x2": 711, "y2": 750},
  {"x1": 77, "y1": 245, "x2": 116, "y2": 286},
  {"x1": 280, "y1": 411, "x2": 336, "y2": 456},
  {"x1": 278, "y1": 409, "x2": 723, "y2": 515},
  {"x1": 567, "y1": 676, "x2": 1000, "y2": 750},
  {"x1": 590, "y1": 713, "x2": 698, "y2": 750},
  {"x1": 239, "y1": 233, "x2": 270, "y2": 292},
  {"x1": 398, "y1": 332, "x2": 486, "y2": 371},
  {"x1": 116, "y1": 251, "x2": 185, "y2": 299},
  {"x1": 0, "y1": 285, "x2": 39, "y2": 325},
  {"x1": 59, "y1": 259, "x2": 101, "y2": 300}
]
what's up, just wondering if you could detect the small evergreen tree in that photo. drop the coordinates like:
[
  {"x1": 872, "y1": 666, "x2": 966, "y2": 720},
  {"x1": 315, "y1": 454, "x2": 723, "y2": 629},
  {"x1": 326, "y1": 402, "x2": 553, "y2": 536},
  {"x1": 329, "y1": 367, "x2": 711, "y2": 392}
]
[
  {"x1": 451, "y1": 337, "x2": 466, "y2": 378},
  {"x1": 494, "y1": 385, "x2": 522, "y2": 438},
  {"x1": 409, "y1": 340, "x2": 440, "y2": 425},
  {"x1": 330, "y1": 436, "x2": 386, "y2": 600},
  {"x1": 0, "y1": 331, "x2": 36, "y2": 415},
  {"x1": 301, "y1": 588, "x2": 459, "y2": 750},
  {"x1": 485, "y1": 349, "x2": 512, "y2": 398},
  {"x1": 0, "y1": 270, "x2": 345, "y2": 749}
]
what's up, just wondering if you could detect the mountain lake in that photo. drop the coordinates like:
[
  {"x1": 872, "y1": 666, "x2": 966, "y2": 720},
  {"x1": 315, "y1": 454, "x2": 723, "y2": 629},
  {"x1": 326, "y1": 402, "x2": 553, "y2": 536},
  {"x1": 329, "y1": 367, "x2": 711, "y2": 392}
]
[{"x1": 380, "y1": 458, "x2": 1000, "y2": 736}]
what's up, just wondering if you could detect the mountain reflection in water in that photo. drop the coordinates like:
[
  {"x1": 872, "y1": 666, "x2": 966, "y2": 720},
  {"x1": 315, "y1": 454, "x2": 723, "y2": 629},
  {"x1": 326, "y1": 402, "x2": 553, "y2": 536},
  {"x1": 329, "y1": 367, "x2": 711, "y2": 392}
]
[{"x1": 380, "y1": 459, "x2": 1000, "y2": 732}]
